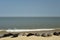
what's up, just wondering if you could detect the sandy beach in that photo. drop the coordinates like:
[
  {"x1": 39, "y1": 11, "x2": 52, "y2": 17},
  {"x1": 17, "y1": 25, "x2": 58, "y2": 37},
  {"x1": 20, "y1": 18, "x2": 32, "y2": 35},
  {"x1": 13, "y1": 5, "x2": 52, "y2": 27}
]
[
  {"x1": 0, "y1": 29, "x2": 60, "y2": 40},
  {"x1": 0, "y1": 35, "x2": 60, "y2": 40}
]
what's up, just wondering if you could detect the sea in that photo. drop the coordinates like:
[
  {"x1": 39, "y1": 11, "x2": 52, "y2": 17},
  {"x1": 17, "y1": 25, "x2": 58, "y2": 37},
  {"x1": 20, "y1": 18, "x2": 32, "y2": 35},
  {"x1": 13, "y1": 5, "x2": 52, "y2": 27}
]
[{"x1": 0, "y1": 17, "x2": 60, "y2": 29}]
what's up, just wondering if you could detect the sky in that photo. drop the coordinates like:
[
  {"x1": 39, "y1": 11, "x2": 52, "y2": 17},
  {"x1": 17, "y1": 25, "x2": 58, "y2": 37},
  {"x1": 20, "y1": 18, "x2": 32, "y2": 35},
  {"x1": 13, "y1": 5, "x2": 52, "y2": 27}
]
[{"x1": 0, "y1": 0, "x2": 60, "y2": 17}]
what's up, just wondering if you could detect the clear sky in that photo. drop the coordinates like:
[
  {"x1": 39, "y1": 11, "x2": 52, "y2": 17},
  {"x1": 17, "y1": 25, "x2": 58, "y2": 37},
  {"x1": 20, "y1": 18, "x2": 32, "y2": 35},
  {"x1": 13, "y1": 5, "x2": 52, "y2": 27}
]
[{"x1": 0, "y1": 0, "x2": 60, "y2": 17}]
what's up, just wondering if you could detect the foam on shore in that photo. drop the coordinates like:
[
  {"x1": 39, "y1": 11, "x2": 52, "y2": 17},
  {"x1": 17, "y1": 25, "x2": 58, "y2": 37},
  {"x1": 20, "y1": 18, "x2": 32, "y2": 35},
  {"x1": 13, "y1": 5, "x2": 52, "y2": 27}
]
[{"x1": 5, "y1": 29, "x2": 55, "y2": 32}]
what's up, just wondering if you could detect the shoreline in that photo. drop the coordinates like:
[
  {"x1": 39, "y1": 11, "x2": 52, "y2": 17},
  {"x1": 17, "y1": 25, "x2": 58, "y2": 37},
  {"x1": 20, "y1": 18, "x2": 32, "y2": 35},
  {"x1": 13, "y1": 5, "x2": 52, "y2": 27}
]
[
  {"x1": 0, "y1": 28, "x2": 56, "y2": 32},
  {"x1": 6, "y1": 29, "x2": 55, "y2": 32},
  {"x1": 0, "y1": 28, "x2": 60, "y2": 32},
  {"x1": 0, "y1": 28, "x2": 60, "y2": 35}
]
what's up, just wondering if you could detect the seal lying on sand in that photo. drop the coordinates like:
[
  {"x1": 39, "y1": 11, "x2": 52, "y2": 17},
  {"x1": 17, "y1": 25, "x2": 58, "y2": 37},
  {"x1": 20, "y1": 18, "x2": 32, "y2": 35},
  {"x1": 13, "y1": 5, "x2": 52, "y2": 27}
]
[
  {"x1": 27, "y1": 33, "x2": 34, "y2": 37},
  {"x1": 41, "y1": 33, "x2": 52, "y2": 37},
  {"x1": 0, "y1": 33, "x2": 13, "y2": 38},
  {"x1": 53, "y1": 32, "x2": 60, "y2": 36},
  {"x1": 0, "y1": 33, "x2": 19, "y2": 38},
  {"x1": 41, "y1": 33, "x2": 47, "y2": 37},
  {"x1": 34, "y1": 33, "x2": 40, "y2": 36},
  {"x1": 11, "y1": 33, "x2": 19, "y2": 38},
  {"x1": 58, "y1": 32, "x2": 60, "y2": 35}
]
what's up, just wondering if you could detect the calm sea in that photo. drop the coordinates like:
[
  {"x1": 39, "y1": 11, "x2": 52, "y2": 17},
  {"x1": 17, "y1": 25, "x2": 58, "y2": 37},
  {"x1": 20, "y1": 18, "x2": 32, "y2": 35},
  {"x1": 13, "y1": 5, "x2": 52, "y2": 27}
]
[{"x1": 0, "y1": 17, "x2": 60, "y2": 29}]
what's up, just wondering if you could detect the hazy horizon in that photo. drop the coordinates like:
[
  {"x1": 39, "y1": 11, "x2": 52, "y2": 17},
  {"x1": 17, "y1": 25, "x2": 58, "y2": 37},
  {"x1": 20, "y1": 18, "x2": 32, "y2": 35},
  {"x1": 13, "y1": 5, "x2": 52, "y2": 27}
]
[{"x1": 0, "y1": 16, "x2": 60, "y2": 17}]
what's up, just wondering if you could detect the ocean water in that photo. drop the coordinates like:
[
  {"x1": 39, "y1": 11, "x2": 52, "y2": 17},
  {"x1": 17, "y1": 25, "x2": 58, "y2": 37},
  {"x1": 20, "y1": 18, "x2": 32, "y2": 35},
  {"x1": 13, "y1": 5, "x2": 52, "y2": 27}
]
[{"x1": 0, "y1": 17, "x2": 60, "y2": 29}]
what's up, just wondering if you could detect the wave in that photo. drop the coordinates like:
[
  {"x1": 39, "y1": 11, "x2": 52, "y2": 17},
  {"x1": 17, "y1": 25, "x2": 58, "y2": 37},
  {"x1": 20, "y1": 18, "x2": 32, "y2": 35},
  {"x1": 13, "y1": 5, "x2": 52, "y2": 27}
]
[{"x1": 4, "y1": 29, "x2": 55, "y2": 32}]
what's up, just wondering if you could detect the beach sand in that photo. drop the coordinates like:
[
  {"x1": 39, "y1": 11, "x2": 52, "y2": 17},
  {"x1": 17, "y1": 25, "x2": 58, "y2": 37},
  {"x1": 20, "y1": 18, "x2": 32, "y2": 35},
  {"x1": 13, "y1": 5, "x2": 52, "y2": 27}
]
[{"x1": 0, "y1": 35, "x2": 60, "y2": 40}]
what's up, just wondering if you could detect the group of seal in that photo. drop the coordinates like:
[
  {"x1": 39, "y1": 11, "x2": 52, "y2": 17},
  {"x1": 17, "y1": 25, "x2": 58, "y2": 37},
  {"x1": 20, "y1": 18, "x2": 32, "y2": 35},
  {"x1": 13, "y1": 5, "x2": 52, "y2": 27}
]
[
  {"x1": 0, "y1": 32, "x2": 60, "y2": 38},
  {"x1": 26, "y1": 32, "x2": 60, "y2": 37}
]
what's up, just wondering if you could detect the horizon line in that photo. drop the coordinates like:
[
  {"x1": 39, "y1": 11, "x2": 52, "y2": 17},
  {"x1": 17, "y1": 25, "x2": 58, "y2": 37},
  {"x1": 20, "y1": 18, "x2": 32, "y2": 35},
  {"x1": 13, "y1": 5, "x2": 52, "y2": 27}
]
[{"x1": 0, "y1": 16, "x2": 60, "y2": 17}]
